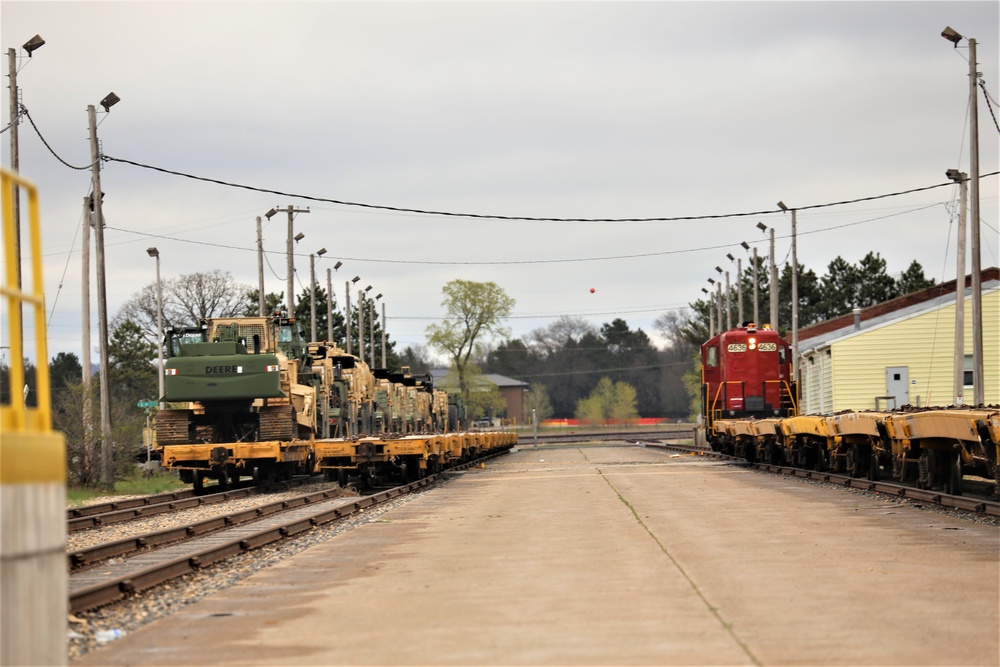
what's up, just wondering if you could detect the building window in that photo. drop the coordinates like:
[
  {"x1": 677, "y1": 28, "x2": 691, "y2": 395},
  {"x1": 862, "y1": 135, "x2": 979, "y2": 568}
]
[{"x1": 964, "y1": 354, "x2": 974, "y2": 388}]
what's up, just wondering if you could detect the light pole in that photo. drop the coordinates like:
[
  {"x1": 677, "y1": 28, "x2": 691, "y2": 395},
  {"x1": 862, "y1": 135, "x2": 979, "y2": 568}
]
[
  {"x1": 146, "y1": 247, "x2": 164, "y2": 409},
  {"x1": 376, "y1": 293, "x2": 386, "y2": 368},
  {"x1": 777, "y1": 201, "x2": 798, "y2": 380},
  {"x1": 728, "y1": 252, "x2": 743, "y2": 326},
  {"x1": 741, "y1": 239, "x2": 758, "y2": 324},
  {"x1": 702, "y1": 286, "x2": 713, "y2": 337},
  {"x1": 714, "y1": 266, "x2": 724, "y2": 331},
  {"x1": 942, "y1": 26, "x2": 983, "y2": 405},
  {"x1": 327, "y1": 260, "x2": 342, "y2": 342},
  {"x1": 89, "y1": 91, "x2": 120, "y2": 487},
  {"x1": 345, "y1": 276, "x2": 360, "y2": 355},
  {"x1": 258, "y1": 208, "x2": 277, "y2": 316},
  {"x1": 310, "y1": 247, "x2": 326, "y2": 341},
  {"x1": 364, "y1": 285, "x2": 373, "y2": 368}
]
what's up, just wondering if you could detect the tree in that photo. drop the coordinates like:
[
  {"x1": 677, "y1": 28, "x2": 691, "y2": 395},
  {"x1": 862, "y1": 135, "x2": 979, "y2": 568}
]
[
  {"x1": 243, "y1": 290, "x2": 285, "y2": 317},
  {"x1": 398, "y1": 344, "x2": 434, "y2": 374},
  {"x1": 54, "y1": 379, "x2": 143, "y2": 486},
  {"x1": 818, "y1": 256, "x2": 860, "y2": 320},
  {"x1": 49, "y1": 352, "x2": 82, "y2": 392},
  {"x1": 575, "y1": 377, "x2": 638, "y2": 424},
  {"x1": 426, "y1": 279, "x2": 515, "y2": 406},
  {"x1": 897, "y1": 261, "x2": 935, "y2": 295},
  {"x1": 855, "y1": 252, "x2": 898, "y2": 308},
  {"x1": 525, "y1": 382, "x2": 554, "y2": 422},
  {"x1": 116, "y1": 270, "x2": 251, "y2": 345},
  {"x1": 108, "y1": 320, "x2": 157, "y2": 404}
]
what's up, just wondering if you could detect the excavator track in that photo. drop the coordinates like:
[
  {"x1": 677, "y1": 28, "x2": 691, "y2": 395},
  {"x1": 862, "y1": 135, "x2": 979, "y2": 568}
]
[{"x1": 258, "y1": 405, "x2": 296, "y2": 441}]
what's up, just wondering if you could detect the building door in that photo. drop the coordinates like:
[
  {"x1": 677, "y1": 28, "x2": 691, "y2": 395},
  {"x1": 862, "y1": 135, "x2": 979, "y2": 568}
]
[{"x1": 885, "y1": 366, "x2": 909, "y2": 407}]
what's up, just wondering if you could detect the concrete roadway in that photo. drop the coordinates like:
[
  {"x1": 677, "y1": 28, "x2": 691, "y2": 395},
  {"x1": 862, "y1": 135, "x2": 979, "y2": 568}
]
[{"x1": 75, "y1": 445, "x2": 1000, "y2": 666}]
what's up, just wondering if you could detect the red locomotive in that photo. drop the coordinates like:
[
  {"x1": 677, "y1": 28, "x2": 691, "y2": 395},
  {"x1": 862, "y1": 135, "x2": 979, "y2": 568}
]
[{"x1": 700, "y1": 323, "x2": 798, "y2": 451}]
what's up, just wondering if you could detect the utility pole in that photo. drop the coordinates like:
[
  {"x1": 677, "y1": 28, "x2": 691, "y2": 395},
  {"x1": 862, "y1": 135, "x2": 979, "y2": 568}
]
[
  {"x1": 949, "y1": 171, "x2": 968, "y2": 405},
  {"x1": 282, "y1": 205, "x2": 309, "y2": 315},
  {"x1": 752, "y1": 247, "x2": 760, "y2": 324},
  {"x1": 8, "y1": 48, "x2": 21, "y2": 295},
  {"x1": 88, "y1": 104, "x2": 113, "y2": 487},
  {"x1": 256, "y1": 216, "x2": 265, "y2": 316},
  {"x1": 968, "y1": 38, "x2": 984, "y2": 406}
]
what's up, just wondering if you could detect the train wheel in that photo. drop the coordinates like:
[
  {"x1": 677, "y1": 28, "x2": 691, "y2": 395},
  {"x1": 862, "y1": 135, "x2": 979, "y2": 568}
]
[
  {"x1": 192, "y1": 472, "x2": 204, "y2": 493},
  {"x1": 946, "y1": 452, "x2": 962, "y2": 496}
]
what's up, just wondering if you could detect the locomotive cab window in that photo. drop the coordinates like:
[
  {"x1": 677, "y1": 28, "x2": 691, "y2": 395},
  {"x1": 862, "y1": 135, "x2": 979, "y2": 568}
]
[
  {"x1": 778, "y1": 346, "x2": 786, "y2": 365},
  {"x1": 706, "y1": 346, "x2": 718, "y2": 367}
]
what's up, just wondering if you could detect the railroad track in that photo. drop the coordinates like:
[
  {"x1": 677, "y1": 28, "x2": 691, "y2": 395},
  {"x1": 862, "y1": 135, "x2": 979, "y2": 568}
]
[
  {"x1": 644, "y1": 441, "x2": 1000, "y2": 516},
  {"x1": 68, "y1": 450, "x2": 509, "y2": 613},
  {"x1": 67, "y1": 476, "x2": 320, "y2": 532},
  {"x1": 522, "y1": 428, "x2": 696, "y2": 445}
]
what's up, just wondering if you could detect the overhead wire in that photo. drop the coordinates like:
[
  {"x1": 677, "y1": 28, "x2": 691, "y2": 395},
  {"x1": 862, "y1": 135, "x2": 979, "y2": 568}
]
[
  {"x1": 102, "y1": 154, "x2": 997, "y2": 223},
  {"x1": 21, "y1": 106, "x2": 93, "y2": 171},
  {"x1": 100, "y1": 202, "x2": 964, "y2": 267}
]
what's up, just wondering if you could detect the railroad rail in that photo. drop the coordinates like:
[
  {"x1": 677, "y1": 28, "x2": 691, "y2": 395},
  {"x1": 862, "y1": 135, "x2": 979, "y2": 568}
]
[
  {"x1": 644, "y1": 441, "x2": 1000, "y2": 516},
  {"x1": 68, "y1": 477, "x2": 318, "y2": 531},
  {"x1": 68, "y1": 450, "x2": 508, "y2": 613}
]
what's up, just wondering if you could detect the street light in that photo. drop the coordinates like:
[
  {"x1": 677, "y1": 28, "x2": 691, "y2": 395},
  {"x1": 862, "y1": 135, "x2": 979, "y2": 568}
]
[
  {"x1": 942, "y1": 26, "x2": 983, "y2": 406},
  {"x1": 146, "y1": 247, "x2": 164, "y2": 409}
]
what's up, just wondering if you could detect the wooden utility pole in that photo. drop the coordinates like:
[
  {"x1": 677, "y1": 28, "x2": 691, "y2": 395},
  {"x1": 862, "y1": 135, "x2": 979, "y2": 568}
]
[{"x1": 88, "y1": 104, "x2": 113, "y2": 487}]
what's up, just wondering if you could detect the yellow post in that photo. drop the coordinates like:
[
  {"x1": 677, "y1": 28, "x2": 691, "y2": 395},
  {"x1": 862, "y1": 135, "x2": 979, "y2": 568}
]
[{"x1": 1, "y1": 168, "x2": 67, "y2": 666}]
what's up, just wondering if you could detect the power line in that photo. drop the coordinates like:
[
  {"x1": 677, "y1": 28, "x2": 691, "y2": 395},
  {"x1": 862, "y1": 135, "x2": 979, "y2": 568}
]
[
  {"x1": 99, "y1": 201, "x2": 962, "y2": 267},
  {"x1": 103, "y1": 154, "x2": 998, "y2": 223}
]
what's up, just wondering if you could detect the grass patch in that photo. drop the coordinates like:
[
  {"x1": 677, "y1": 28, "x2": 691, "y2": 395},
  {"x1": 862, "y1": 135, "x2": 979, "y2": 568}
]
[{"x1": 67, "y1": 469, "x2": 188, "y2": 506}]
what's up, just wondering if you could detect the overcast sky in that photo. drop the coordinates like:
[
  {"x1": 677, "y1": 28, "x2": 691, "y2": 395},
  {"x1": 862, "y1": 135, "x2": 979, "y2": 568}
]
[{"x1": 2, "y1": 1, "x2": 998, "y2": 367}]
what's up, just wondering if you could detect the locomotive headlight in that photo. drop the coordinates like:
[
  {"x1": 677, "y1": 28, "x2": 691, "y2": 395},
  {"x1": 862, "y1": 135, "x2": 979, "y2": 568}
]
[{"x1": 748, "y1": 337, "x2": 757, "y2": 350}]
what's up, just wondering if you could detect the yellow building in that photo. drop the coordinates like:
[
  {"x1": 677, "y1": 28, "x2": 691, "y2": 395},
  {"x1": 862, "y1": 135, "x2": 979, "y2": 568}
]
[{"x1": 798, "y1": 268, "x2": 999, "y2": 414}]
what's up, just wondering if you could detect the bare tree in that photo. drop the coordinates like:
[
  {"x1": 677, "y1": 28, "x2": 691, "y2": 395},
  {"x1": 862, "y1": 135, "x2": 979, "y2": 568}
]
[{"x1": 115, "y1": 270, "x2": 251, "y2": 344}]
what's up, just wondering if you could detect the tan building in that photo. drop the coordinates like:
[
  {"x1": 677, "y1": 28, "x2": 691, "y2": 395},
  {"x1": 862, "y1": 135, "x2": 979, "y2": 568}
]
[
  {"x1": 429, "y1": 370, "x2": 529, "y2": 424},
  {"x1": 797, "y1": 268, "x2": 999, "y2": 414}
]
